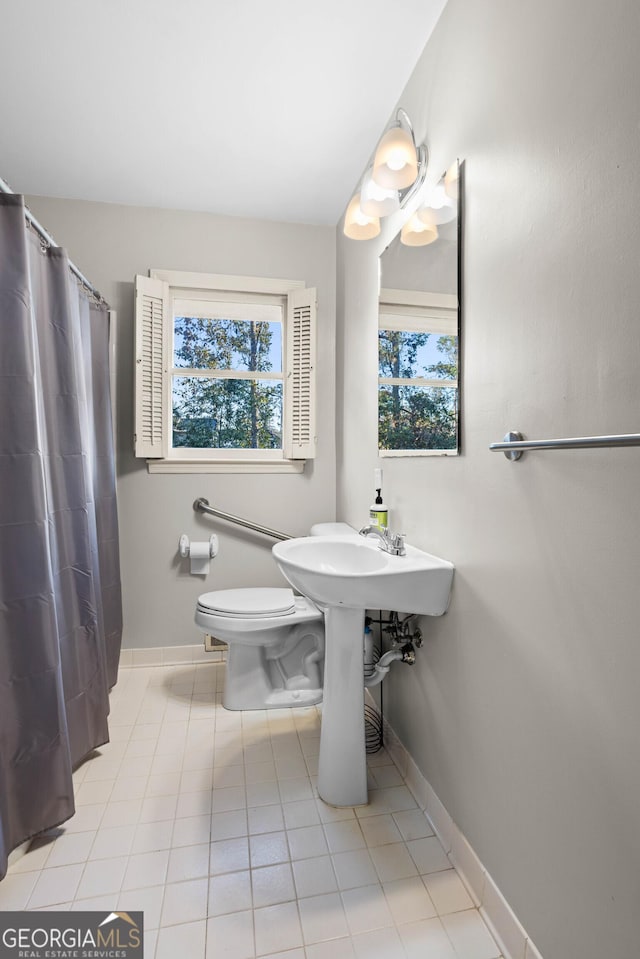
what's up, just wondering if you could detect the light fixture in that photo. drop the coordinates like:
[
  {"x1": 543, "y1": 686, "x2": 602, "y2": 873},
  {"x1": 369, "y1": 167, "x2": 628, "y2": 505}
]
[
  {"x1": 343, "y1": 193, "x2": 380, "y2": 240},
  {"x1": 359, "y1": 167, "x2": 401, "y2": 217},
  {"x1": 372, "y1": 110, "x2": 420, "y2": 190},
  {"x1": 401, "y1": 212, "x2": 438, "y2": 247},
  {"x1": 343, "y1": 108, "x2": 428, "y2": 241}
]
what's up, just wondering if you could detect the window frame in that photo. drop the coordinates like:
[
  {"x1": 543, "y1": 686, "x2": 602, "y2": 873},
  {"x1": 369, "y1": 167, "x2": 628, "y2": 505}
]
[
  {"x1": 378, "y1": 288, "x2": 459, "y2": 458},
  {"x1": 135, "y1": 270, "x2": 314, "y2": 473},
  {"x1": 170, "y1": 290, "x2": 286, "y2": 461}
]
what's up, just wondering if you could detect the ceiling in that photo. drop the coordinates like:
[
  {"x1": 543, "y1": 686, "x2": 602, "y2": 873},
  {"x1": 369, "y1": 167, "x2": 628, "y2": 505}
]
[{"x1": 0, "y1": 0, "x2": 446, "y2": 225}]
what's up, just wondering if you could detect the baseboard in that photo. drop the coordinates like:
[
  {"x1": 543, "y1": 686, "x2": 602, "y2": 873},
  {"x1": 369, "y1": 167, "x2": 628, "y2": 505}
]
[
  {"x1": 368, "y1": 692, "x2": 543, "y2": 959},
  {"x1": 119, "y1": 643, "x2": 226, "y2": 668}
]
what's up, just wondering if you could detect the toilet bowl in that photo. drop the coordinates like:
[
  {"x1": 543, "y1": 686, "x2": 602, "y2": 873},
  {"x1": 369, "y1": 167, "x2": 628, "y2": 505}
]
[{"x1": 195, "y1": 587, "x2": 324, "y2": 710}]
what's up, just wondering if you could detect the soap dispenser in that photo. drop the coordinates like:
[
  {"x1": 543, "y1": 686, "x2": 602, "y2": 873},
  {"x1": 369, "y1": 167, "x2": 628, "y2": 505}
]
[{"x1": 369, "y1": 469, "x2": 388, "y2": 529}]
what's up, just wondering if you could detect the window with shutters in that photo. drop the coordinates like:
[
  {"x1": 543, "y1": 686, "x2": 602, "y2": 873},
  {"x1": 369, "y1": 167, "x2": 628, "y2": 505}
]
[{"x1": 134, "y1": 271, "x2": 316, "y2": 473}]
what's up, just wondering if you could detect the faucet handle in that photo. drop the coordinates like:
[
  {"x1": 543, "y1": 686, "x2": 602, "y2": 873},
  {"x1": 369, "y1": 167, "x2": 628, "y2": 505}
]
[{"x1": 390, "y1": 532, "x2": 406, "y2": 555}]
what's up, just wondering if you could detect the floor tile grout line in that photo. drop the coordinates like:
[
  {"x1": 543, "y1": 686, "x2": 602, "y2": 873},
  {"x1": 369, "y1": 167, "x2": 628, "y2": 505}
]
[
  {"x1": 75, "y1": 665, "x2": 212, "y2": 912},
  {"x1": 12, "y1": 662, "x2": 502, "y2": 959}
]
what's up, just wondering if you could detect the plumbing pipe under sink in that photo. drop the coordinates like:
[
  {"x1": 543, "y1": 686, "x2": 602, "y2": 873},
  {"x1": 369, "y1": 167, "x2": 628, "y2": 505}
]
[{"x1": 363, "y1": 644, "x2": 415, "y2": 687}]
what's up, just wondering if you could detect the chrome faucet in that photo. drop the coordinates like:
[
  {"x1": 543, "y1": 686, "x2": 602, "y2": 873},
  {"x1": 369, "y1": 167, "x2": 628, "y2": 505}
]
[{"x1": 358, "y1": 525, "x2": 406, "y2": 556}]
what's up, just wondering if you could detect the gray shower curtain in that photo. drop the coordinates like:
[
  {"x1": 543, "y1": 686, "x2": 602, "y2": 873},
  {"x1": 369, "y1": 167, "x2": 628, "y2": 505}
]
[{"x1": 0, "y1": 194, "x2": 123, "y2": 880}]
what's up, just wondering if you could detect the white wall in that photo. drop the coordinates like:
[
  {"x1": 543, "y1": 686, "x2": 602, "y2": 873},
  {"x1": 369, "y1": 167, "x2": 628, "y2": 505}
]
[
  {"x1": 336, "y1": 2, "x2": 640, "y2": 959},
  {"x1": 26, "y1": 196, "x2": 337, "y2": 649}
]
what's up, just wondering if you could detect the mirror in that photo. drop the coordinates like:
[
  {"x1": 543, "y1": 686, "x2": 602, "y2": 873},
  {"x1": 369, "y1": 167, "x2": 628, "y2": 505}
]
[{"x1": 378, "y1": 160, "x2": 461, "y2": 455}]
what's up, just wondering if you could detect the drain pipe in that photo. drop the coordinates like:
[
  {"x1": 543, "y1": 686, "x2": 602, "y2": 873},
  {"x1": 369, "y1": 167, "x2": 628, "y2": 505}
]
[{"x1": 364, "y1": 643, "x2": 416, "y2": 687}]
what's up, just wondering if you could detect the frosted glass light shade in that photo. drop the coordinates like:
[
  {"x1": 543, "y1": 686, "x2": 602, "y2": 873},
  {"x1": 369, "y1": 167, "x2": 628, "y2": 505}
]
[
  {"x1": 427, "y1": 183, "x2": 450, "y2": 210},
  {"x1": 372, "y1": 125, "x2": 418, "y2": 190},
  {"x1": 444, "y1": 161, "x2": 460, "y2": 199},
  {"x1": 401, "y1": 212, "x2": 438, "y2": 246},
  {"x1": 343, "y1": 193, "x2": 380, "y2": 240},
  {"x1": 417, "y1": 197, "x2": 456, "y2": 226},
  {"x1": 360, "y1": 170, "x2": 400, "y2": 217}
]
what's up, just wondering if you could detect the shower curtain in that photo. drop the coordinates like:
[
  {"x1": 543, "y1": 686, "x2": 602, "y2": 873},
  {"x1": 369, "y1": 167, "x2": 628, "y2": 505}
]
[{"x1": 0, "y1": 194, "x2": 123, "y2": 880}]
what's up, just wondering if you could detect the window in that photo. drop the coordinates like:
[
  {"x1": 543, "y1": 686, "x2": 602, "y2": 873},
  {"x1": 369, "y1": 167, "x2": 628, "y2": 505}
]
[
  {"x1": 134, "y1": 271, "x2": 316, "y2": 472},
  {"x1": 172, "y1": 298, "x2": 284, "y2": 452},
  {"x1": 378, "y1": 290, "x2": 458, "y2": 455}
]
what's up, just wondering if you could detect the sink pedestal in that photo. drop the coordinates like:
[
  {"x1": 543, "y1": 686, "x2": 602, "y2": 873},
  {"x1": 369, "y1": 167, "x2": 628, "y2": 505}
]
[
  {"x1": 272, "y1": 533, "x2": 454, "y2": 807},
  {"x1": 317, "y1": 606, "x2": 368, "y2": 807}
]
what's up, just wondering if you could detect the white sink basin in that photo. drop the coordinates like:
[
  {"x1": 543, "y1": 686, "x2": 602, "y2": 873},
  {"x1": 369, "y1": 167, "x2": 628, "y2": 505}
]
[{"x1": 272, "y1": 535, "x2": 454, "y2": 615}]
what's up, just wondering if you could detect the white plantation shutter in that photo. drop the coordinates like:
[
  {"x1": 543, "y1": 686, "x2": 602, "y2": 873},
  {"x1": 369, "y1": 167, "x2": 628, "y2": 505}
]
[
  {"x1": 284, "y1": 286, "x2": 316, "y2": 459},
  {"x1": 134, "y1": 275, "x2": 169, "y2": 458}
]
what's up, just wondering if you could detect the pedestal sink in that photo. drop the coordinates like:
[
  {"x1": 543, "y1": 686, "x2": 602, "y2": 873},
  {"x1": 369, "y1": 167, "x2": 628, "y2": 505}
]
[{"x1": 272, "y1": 534, "x2": 454, "y2": 806}]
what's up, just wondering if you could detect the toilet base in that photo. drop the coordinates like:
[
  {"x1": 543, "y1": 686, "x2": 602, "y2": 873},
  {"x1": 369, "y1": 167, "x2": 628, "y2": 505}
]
[{"x1": 223, "y1": 683, "x2": 323, "y2": 711}]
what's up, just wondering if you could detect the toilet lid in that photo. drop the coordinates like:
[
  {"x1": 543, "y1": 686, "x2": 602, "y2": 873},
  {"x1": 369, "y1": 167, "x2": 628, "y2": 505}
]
[{"x1": 197, "y1": 587, "x2": 296, "y2": 618}]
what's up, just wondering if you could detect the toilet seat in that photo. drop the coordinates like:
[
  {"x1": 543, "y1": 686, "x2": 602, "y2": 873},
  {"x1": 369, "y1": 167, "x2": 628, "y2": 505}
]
[{"x1": 197, "y1": 587, "x2": 297, "y2": 619}]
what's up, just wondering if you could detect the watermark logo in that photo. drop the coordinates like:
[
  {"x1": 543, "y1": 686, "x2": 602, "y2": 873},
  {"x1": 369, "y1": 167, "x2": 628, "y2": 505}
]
[{"x1": 0, "y1": 911, "x2": 143, "y2": 958}]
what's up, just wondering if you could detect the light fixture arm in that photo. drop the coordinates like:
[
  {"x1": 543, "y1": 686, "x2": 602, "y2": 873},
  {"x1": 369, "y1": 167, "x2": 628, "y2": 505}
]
[
  {"x1": 395, "y1": 108, "x2": 414, "y2": 137},
  {"x1": 391, "y1": 107, "x2": 429, "y2": 209},
  {"x1": 398, "y1": 141, "x2": 428, "y2": 211}
]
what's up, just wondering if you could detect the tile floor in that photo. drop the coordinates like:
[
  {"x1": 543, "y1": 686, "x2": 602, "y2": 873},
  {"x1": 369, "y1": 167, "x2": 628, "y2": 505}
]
[{"x1": 0, "y1": 662, "x2": 503, "y2": 959}]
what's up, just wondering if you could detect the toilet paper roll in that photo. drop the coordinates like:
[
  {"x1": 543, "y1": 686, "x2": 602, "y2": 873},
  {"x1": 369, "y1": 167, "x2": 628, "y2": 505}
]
[{"x1": 189, "y1": 541, "x2": 212, "y2": 575}]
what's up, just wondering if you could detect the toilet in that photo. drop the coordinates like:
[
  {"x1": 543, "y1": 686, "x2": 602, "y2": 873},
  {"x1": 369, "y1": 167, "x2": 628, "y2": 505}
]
[
  {"x1": 195, "y1": 587, "x2": 324, "y2": 710},
  {"x1": 194, "y1": 522, "x2": 355, "y2": 711}
]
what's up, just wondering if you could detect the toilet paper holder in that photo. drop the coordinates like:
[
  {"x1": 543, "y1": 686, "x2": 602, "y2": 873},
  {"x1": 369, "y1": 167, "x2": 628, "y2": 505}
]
[{"x1": 179, "y1": 534, "x2": 219, "y2": 574}]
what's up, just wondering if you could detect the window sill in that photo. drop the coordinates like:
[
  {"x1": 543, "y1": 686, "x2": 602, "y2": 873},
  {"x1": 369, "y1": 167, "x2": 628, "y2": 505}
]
[{"x1": 146, "y1": 458, "x2": 305, "y2": 474}]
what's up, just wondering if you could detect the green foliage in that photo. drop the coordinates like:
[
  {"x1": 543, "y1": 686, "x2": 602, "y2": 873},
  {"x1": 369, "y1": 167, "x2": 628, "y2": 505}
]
[
  {"x1": 378, "y1": 330, "x2": 458, "y2": 451},
  {"x1": 427, "y1": 334, "x2": 458, "y2": 381},
  {"x1": 378, "y1": 330, "x2": 430, "y2": 379},
  {"x1": 378, "y1": 385, "x2": 457, "y2": 450},
  {"x1": 172, "y1": 317, "x2": 282, "y2": 449}
]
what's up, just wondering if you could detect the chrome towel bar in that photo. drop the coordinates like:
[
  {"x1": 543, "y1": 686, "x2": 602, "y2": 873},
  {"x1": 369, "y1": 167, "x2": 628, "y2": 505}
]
[
  {"x1": 490, "y1": 430, "x2": 640, "y2": 460},
  {"x1": 193, "y1": 497, "x2": 292, "y2": 541}
]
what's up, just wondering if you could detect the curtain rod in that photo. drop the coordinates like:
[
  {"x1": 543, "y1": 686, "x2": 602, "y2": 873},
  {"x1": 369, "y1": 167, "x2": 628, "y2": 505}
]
[{"x1": 0, "y1": 175, "x2": 109, "y2": 307}]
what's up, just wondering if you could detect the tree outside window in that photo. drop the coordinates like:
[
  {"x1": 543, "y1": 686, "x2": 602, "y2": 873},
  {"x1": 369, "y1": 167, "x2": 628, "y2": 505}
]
[
  {"x1": 172, "y1": 315, "x2": 283, "y2": 450},
  {"x1": 378, "y1": 329, "x2": 458, "y2": 451}
]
